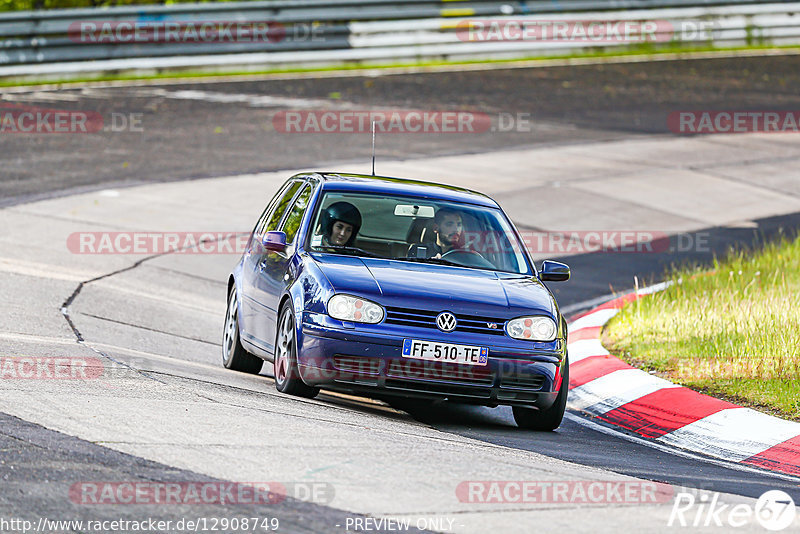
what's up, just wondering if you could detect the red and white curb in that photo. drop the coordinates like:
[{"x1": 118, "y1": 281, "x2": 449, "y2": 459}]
[{"x1": 566, "y1": 284, "x2": 800, "y2": 478}]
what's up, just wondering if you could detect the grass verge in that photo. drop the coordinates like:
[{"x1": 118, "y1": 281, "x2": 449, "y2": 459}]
[{"x1": 602, "y1": 235, "x2": 800, "y2": 421}]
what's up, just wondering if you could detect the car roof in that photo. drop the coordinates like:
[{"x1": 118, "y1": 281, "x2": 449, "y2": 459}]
[{"x1": 297, "y1": 172, "x2": 499, "y2": 208}]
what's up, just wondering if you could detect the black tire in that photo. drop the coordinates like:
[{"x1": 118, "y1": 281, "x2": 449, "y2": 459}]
[
  {"x1": 512, "y1": 355, "x2": 569, "y2": 431},
  {"x1": 222, "y1": 285, "x2": 264, "y2": 374},
  {"x1": 273, "y1": 301, "x2": 319, "y2": 398}
]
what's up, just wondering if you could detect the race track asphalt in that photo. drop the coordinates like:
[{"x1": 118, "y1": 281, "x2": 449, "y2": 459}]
[{"x1": 2, "y1": 54, "x2": 800, "y2": 532}]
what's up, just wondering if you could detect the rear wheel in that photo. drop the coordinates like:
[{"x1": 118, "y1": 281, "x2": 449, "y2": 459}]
[
  {"x1": 274, "y1": 301, "x2": 319, "y2": 398},
  {"x1": 512, "y1": 355, "x2": 569, "y2": 431},
  {"x1": 222, "y1": 285, "x2": 264, "y2": 374}
]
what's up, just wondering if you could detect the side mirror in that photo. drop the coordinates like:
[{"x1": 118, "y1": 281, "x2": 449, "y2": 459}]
[
  {"x1": 540, "y1": 260, "x2": 570, "y2": 282},
  {"x1": 261, "y1": 231, "x2": 287, "y2": 253}
]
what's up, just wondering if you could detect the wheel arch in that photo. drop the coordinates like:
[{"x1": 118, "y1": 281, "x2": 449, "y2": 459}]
[
  {"x1": 228, "y1": 273, "x2": 243, "y2": 326},
  {"x1": 284, "y1": 284, "x2": 304, "y2": 338},
  {"x1": 281, "y1": 282, "x2": 311, "y2": 376}
]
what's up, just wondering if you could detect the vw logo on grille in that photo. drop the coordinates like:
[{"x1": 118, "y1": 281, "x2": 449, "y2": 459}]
[{"x1": 436, "y1": 312, "x2": 457, "y2": 332}]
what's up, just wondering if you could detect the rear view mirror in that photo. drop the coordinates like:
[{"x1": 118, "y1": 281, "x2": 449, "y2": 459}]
[
  {"x1": 394, "y1": 204, "x2": 435, "y2": 217},
  {"x1": 262, "y1": 231, "x2": 287, "y2": 253},
  {"x1": 540, "y1": 260, "x2": 570, "y2": 282}
]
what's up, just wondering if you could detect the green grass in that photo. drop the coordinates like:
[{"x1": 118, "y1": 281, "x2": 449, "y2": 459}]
[
  {"x1": 2, "y1": 43, "x2": 800, "y2": 88},
  {"x1": 603, "y1": 235, "x2": 800, "y2": 421}
]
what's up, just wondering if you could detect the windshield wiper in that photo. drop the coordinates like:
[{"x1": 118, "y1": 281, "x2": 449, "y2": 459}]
[{"x1": 314, "y1": 245, "x2": 381, "y2": 258}]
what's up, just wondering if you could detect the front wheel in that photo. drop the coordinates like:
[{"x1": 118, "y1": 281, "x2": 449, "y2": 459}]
[
  {"x1": 512, "y1": 355, "x2": 569, "y2": 431},
  {"x1": 274, "y1": 301, "x2": 319, "y2": 398},
  {"x1": 222, "y1": 285, "x2": 264, "y2": 374}
]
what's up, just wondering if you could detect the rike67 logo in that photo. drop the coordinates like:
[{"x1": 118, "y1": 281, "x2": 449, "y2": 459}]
[{"x1": 669, "y1": 490, "x2": 797, "y2": 530}]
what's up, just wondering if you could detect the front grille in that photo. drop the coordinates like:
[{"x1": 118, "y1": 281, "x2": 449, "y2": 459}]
[
  {"x1": 500, "y1": 373, "x2": 546, "y2": 391},
  {"x1": 332, "y1": 355, "x2": 381, "y2": 375},
  {"x1": 384, "y1": 306, "x2": 506, "y2": 336},
  {"x1": 384, "y1": 379, "x2": 492, "y2": 399},
  {"x1": 387, "y1": 359, "x2": 494, "y2": 386}
]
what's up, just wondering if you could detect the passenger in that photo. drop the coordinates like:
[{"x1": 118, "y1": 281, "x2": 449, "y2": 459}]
[
  {"x1": 408, "y1": 208, "x2": 464, "y2": 259},
  {"x1": 320, "y1": 201, "x2": 362, "y2": 247}
]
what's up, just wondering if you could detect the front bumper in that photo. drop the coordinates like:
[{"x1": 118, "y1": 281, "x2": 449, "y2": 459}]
[{"x1": 298, "y1": 312, "x2": 566, "y2": 409}]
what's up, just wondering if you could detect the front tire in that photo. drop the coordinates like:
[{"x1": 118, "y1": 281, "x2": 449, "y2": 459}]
[
  {"x1": 274, "y1": 301, "x2": 319, "y2": 398},
  {"x1": 512, "y1": 355, "x2": 569, "y2": 431},
  {"x1": 222, "y1": 285, "x2": 264, "y2": 374}
]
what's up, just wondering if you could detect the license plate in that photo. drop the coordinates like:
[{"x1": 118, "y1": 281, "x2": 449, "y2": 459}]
[{"x1": 401, "y1": 339, "x2": 488, "y2": 366}]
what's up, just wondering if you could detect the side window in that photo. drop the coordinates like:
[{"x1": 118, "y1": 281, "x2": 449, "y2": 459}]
[
  {"x1": 264, "y1": 181, "x2": 303, "y2": 233},
  {"x1": 254, "y1": 181, "x2": 295, "y2": 238},
  {"x1": 280, "y1": 185, "x2": 313, "y2": 244},
  {"x1": 253, "y1": 187, "x2": 282, "y2": 237}
]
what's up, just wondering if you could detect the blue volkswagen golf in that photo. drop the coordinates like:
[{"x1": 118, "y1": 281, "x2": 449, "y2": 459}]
[{"x1": 223, "y1": 172, "x2": 571, "y2": 430}]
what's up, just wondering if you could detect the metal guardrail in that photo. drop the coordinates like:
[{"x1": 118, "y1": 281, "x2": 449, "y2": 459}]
[{"x1": 0, "y1": 0, "x2": 799, "y2": 76}]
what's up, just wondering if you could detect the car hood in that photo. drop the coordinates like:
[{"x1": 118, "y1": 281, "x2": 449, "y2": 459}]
[{"x1": 311, "y1": 254, "x2": 555, "y2": 317}]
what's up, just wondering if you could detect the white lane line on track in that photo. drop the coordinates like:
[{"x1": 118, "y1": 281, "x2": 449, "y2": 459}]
[
  {"x1": 657, "y1": 408, "x2": 800, "y2": 463},
  {"x1": 567, "y1": 339, "x2": 609, "y2": 363},
  {"x1": 125, "y1": 87, "x2": 357, "y2": 110},
  {"x1": 564, "y1": 412, "x2": 800, "y2": 483},
  {"x1": 0, "y1": 332, "x2": 81, "y2": 347},
  {"x1": 1, "y1": 91, "x2": 82, "y2": 103},
  {"x1": 0, "y1": 256, "x2": 97, "y2": 282},
  {"x1": 568, "y1": 369, "x2": 680, "y2": 414},
  {"x1": 568, "y1": 308, "x2": 619, "y2": 331}
]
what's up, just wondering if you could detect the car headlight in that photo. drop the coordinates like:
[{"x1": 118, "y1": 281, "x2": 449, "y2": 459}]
[
  {"x1": 505, "y1": 316, "x2": 557, "y2": 341},
  {"x1": 327, "y1": 294, "x2": 384, "y2": 324}
]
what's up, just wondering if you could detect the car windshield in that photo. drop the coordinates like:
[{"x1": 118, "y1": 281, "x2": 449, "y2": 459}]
[{"x1": 307, "y1": 191, "x2": 532, "y2": 275}]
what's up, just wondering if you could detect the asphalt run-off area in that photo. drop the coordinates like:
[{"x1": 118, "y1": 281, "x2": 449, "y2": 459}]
[{"x1": 2, "y1": 53, "x2": 800, "y2": 533}]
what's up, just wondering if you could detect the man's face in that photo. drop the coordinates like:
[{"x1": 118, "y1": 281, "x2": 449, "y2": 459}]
[
  {"x1": 435, "y1": 214, "x2": 463, "y2": 247},
  {"x1": 330, "y1": 220, "x2": 354, "y2": 245}
]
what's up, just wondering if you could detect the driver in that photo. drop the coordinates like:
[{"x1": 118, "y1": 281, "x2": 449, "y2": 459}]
[
  {"x1": 320, "y1": 201, "x2": 362, "y2": 247},
  {"x1": 408, "y1": 208, "x2": 464, "y2": 259}
]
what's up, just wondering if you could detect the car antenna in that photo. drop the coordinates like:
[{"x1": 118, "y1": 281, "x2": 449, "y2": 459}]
[{"x1": 371, "y1": 120, "x2": 376, "y2": 176}]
